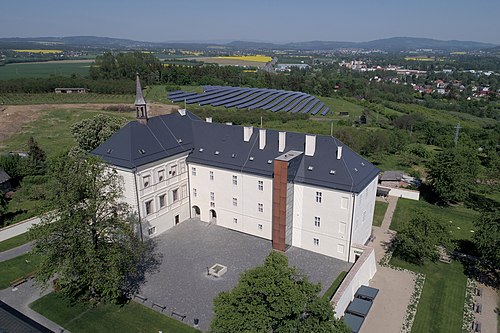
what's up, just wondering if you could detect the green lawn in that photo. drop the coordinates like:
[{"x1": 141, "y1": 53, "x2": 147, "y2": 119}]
[
  {"x1": 391, "y1": 198, "x2": 478, "y2": 241},
  {"x1": 0, "y1": 93, "x2": 133, "y2": 105},
  {"x1": 30, "y1": 293, "x2": 200, "y2": 333},
  {"x1": 390, "y1": 257, "x2": 467, "y2": 333},
  {"x1": 373, "y1": 201, "x2": 389, "y2": 227},
  {"x1": 0, "y1": 253, "x2": 40, "y2": 289},
  {"x1": 0, "y1": 233, "x2": 30, "y2": 252},
  {"x1": 0, "y1": 61, "x2": 91, "y2": 80},
  {"x1": 322, "y1": 271, "x2": 348, "y2": 301},
  {"x1": 0, "y1": 108, "x2": 135, "y2": 157}
]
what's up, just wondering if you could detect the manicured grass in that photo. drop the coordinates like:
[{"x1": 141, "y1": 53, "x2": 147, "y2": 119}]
[
  {"x1": 390, "y1": 257, "x2": 467, "y2": 333},
  {"x1": 315, "y1": 96, "x2": 364, "y2": 119},
  {"x1": 0, "y1": 253, "x2": 39, "y2": 289},
  {"x1": 322, "y1": 271, "x2": 348, "y2": 301},
  {"x1": 0, "y1": 233, "x2": 30, "y2": 252},
  {"x1": 30, "y1": 293, "x2": 201, "y2": 333},
  {"x1": 1, "y1": 108, "x2": 135, "y2": 157},
  {"x1": 373, "y1": 201, "x2": 389, "y2": 227},
  {"x1": 391, "y1": 198, "x2": 478, "y2": 241},
  {"x1": 0, "y1": 62, "x2": 91, "y2": 80},
  {"x1": 0, "y1": 93, "x2": 133, "y2": 105}
]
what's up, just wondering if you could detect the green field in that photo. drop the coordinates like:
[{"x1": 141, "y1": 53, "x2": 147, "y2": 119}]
[
  {"x1": 0, "y1": 233, "x2": 30, "y2": 252},
  {"x1": 1, "y1": 108, "x2": 135, "y2": 157},
  {"x1": 373, "y1": 201, "x2": 389, "y2": 227},
  {"x1": 391, "y1": 198, "x2": 478, "y2": 241},
  {"x1": 390, "y1": 257, "x2": 467, "y2": 333},
  {"x1": 0, "y1": 61, "x2": 92, "y2": 80},
  {"x1": 0, "y1": 93, "x2": 133, "y2": 105},
  {"x1": 322, "y1": 271, "x2": 348, "y2": 301},
  {"x1": 30, "y1": 293, "x2": 200, "y2": 333},
  {"x1": 0, "y1": 253, "x2": 40, "y2": 289}
]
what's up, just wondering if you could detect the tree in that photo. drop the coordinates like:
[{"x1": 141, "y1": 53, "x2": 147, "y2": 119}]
[
  {"x1": 70, "y1": 114, "x2": 126, "y2": 152},
  {"x1": 426, "y1": 146, "x2": 480, "y2": 203},
  {"x1": 210, "y1": 251, "x2": 349, "y2": 333},
  {"x1": 473, "y1": 209, "x2": 500, "y2": 271},
  {"x1": 393, "y1": 210, "x2": 450, "y2": 265},
  {"x1": 27, "y1": 136, "x2": 46, "y2": 175},
  {"x1": 29, "y1": 151, "x2": 158, "y2": 304}
]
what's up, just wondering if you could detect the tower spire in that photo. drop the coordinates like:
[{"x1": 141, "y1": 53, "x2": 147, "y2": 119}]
[{"x1": 135, "y1": 73, "x2": 148, "y2": 124}]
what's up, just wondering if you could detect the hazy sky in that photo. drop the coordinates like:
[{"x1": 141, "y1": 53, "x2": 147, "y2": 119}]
[{"x1": 1, "y1": 0, "x2": 499, "y2": 44}]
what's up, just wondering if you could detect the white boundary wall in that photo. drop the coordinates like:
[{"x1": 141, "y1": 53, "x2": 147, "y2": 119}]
[
  {"x1": 331, "y1": 244, "x2": 377, "y2": 318},
  {"x1": 378, "y1": 185, "x2": 420, "y2": 200}
]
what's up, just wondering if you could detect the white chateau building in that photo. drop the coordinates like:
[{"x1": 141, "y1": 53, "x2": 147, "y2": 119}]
[{"x1": 92, "y1": 76, "x2": 380, "y2": 263}]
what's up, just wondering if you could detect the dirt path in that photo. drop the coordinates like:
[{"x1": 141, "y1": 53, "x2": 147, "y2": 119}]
[{"x1": 0, "y1": 103, "x2": 178, "y2": 145}]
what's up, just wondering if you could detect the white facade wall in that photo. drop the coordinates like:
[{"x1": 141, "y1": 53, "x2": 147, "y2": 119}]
[
  {"x1": 351, "y1": 177, "x2": 378, "y2": 247},
  {"x1": 291, "y1": 184, "x2": 353, "y2": 261},
  {"x1": 188, "y1": 163, "x2": 273, "y2": 240},
  {"x1": 116, "y1": 152, "x2": 191, "y2": 238}
]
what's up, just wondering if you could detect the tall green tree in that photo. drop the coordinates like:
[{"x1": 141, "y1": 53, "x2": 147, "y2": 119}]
[
  {"x1": 473, "y1": 209, "x2": 500, "y2": 271},
  {"x1": 426, "y1": 146, "x2": 480, "y2": 203},
  {"x1": 210, "y1": 251, "x2": 349, "y2": 333},
  {"x1": 27, "y1": 136, "x2": 46, "y2": 175},
  {"x1": 70, "y1": 114, "x2": 126, "y2": 152},
  {"x1": 394, "y1": 210, "x2": 451, "y2": 265},
  {"x1": 29, "y1": 152, "x2": 158, "y2": 304}
]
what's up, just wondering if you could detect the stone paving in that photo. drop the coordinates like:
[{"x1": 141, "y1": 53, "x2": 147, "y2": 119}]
[
  {"x1": 0, "y1": 242, "x2": 33, "y2": 262},
  {"x1": 139, "y1": 218, "x2": 352, "y2": 332}
]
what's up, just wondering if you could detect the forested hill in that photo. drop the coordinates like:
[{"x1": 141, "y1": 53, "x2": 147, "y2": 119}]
[{"x1": 0, "y1": 36, "x2": 496, "y2": 52}]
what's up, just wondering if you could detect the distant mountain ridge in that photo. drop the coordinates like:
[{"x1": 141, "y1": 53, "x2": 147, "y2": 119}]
[{"x1": 0, "y1": 36, "x2": 496, "y2": 51}]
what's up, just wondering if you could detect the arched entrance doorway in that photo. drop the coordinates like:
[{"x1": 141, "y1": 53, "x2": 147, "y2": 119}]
[
  {"x1": 192, "y1": 205, "x2": 200, "y2": 218},
  {"x1": 209, "y1": 209, "x2": 217, "y2": 224}
]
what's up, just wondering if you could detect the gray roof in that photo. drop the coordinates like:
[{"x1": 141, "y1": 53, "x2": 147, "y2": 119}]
[
  {"x1": 0, "y1": 301, "x2": 53, "y2": 333},
  {"x1": 135, "y1": 74, "x2": 146, "y2": 105},
  {"x1": 380, "y1": 170, "x2": 403, "y2": 181},
  {"x1": 0, "y1": 168, "x2": 11, "y2": 183},
  {"x1": 92, "y1": 111, "x2": 379, "y2": 193}
]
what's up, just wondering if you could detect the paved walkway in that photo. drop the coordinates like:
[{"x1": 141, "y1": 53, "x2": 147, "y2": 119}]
[
  {"x1": 0, "y1": 280, "x2": 67, "y2": 332},
  {"x1": 360, "y1": 196, "x2": 419, "y2": 333},
  {"x1": 0, "y1": 242, "x2": 33, "y2": 262},
  {"x1": 0, "y1": 217, "x2": 41, "y2": 242},
  {"x1": 473, "y1": 283, "x2": 498, "y2": 333}
]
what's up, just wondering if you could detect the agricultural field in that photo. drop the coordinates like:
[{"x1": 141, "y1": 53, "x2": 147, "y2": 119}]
[
  {"x1": 185, "y1": 56, "x2": 269, "y2": 68},
  {"x1": 0, "y1": 93, "x2": 133, "y2": 105},
  {"x1": 13, "y1": 49, "x2": 63, "y2": 54},
  {"x1": 0, "y1": 60, "x2": 92, "y2": 79},
  {"x1": 217, "y1": 55, "x2": 272, "y2": 63}
]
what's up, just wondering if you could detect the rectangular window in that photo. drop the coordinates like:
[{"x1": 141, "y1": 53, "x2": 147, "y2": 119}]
[
  {"x1": 316, "y1": 191, "x2": 322, "y2": 203},
  {"x1": 341, "y1": 197, "x2": 349, "y2": 209},
  {"x1": 145, "y1": 200, "x2": 153, "y2": 215},
  {"x1": 313, "y1": 238, "x2": 320, "y2": 246},
  {"x1": 232, "y1": 175, "x2": 238, "y2": 185},
  {"x1": 210, "y1": 192, "x2": 215, "y2": 201},
  {"x1": 193, "y1": 188, "x2": 197, "y2": 197},
  {"x1": 191, "y1": 167, "x2": 197, "y2": 176},
  {"x1": 159, "y1": 194, "x2": 166, "y2": 208},
  {"x1": 258, "y1": 180, "x2": 263, "y2": 191},
  {"x1": 181, "y1": 185, "x2": 187, "y2": 198},
  {"x1": 209, "y1": 171, "x2": 214, "y2": 180},
  {"x1": 258, "y1": 224, "x2": 263, "y2": 230},
  {"x1": 172, "y1": 189, "x2": 179, "y2": 202},
  {"x1": 337, "y1": 244, "x2": 345, "y2": 254},
  {"x1": 158, "y1": 170, "x2": 165, "y2": 182},
  {"x1": 180, "y1": 162, "x2": 186, "y2": 174},
  {"x1": 210, "y1": 202, "x2": 215, "y2": 208},
  {"x1": 314, "y1": 216, "x2": 321, "y2": 227},
  {"x1": 169, "y1": 165, "x2": 177, "y2": 177},
  {"x1": 233, "y1": 218, "x2": 238, "y2": 224},
  {"x1": 233, "y1": 197, "x2": 238, "y2": 207},
  {"x1": 143, "y1": 175, "x2": 151, "y2": 188},
  {"x1": 339, "y1": 222, "x2": 346, "y2": 234},
  {"x1": 258, "y1": 203, "x2": 263, "y2": 213},
  {"x1": 147, "y1": 226, "x2": 156, "y2": 236}
]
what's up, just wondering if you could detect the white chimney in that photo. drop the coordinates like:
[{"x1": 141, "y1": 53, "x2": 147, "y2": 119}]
[
  {"x1": 206, "y1": 117, "x2": 212, "y2": 123},
  {"x1": 259, "y1": 129, "x2": 266, "y2": 150},
  {"x1": 243, "y1": 126, "x2": 253, "y2": 142},
  {"x1": 305, "y1": 135, "x2": 316, "y2": 156},
  {"x1": 178, "y1": 109, "x2": 186, "y2": 116},
  {"x1": 278, "y1": 132, "x2": 286, "y2": 152},
  {"x1": 337, "y1": 146, "x2": 343, "y2": 160}
]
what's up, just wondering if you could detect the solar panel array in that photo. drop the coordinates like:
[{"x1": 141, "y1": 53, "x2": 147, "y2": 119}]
[{"x1": 168, "y1": 86, "x2": 331, "y2": 116}]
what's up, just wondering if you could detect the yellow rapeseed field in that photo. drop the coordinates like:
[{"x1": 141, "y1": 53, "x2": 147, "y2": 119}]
[
  {"x1": 13, "y1": 49, "x2": 63, "y2": 54},
  {"x1": 217, "y1": 55, "x2": 272, "y2": 63}
]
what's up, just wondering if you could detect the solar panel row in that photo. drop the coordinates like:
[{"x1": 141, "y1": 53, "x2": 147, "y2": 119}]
[{"x1": 168, "y1": 87, "x2": 331, "y2": 116}]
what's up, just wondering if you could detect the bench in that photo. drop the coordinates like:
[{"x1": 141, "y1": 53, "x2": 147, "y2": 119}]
[
  {"x1": 172, "y1": 310, "x2": 187, "y2": 321},
  {"x1": 10, "y1": 277, "x2": 27, "y2": 288},
  {"x1": 152, "y1": 302, "x2": 166, "y2": 311},
  {"x1": 134, "y1": 294, "x2": 148, "y2": 303},
  {"x1": 476, "y1": 287, "x2": 483, "y2": 297},
  {"x1": 474, "y1": 321, "x2": 481, "y2": 332},
  {"x1": 475, "y1": 303, "x2": 482, "y2": 314}
]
